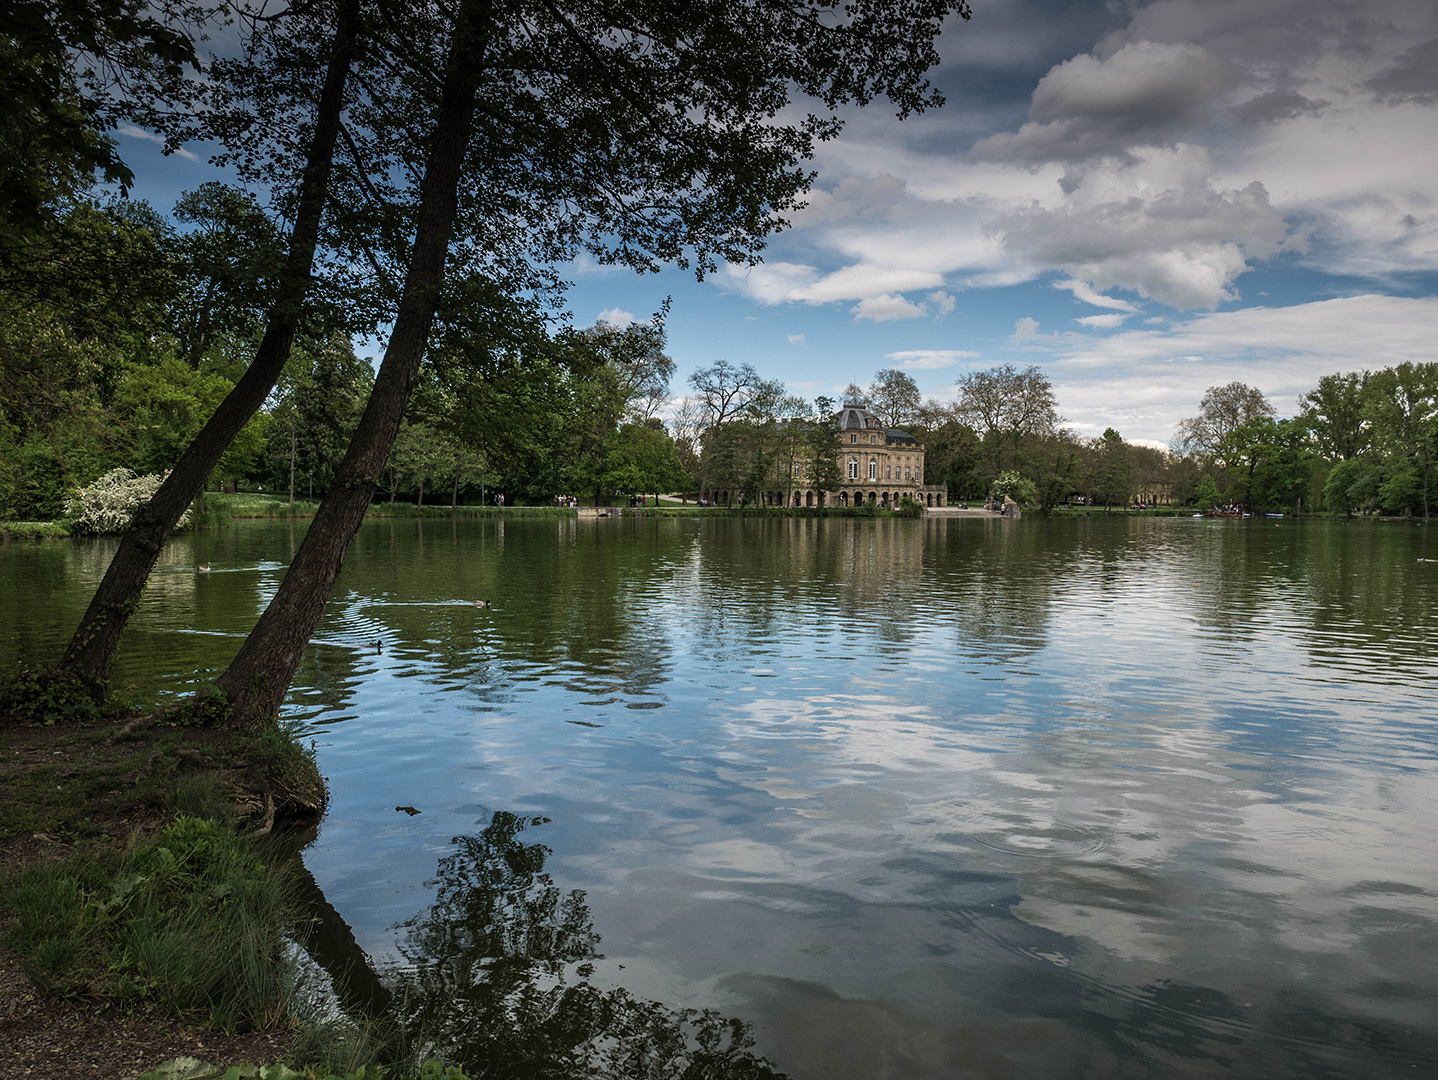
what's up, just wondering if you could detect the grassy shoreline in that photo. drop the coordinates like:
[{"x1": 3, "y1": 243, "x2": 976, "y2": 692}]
[{"x1": 0, "y1": 685, "x2": 449, "y2": 1079}]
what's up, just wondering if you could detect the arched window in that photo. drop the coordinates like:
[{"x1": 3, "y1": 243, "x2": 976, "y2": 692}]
[
  {"x1": 869, "y1": 459, "x2": 878, "y2": 480},
  {"x1": 848, "y1": 457, "x2": 859, "y2": 479}
]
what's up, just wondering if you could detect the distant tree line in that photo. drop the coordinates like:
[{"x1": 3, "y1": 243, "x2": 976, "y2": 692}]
[{"x1": 9, "y1": 213, "x2": 1432, "y2": 525}]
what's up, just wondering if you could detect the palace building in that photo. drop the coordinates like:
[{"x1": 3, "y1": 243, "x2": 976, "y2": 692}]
[
  {"x1": 830, "y1": 405, "x2": 946, "y2": 508},
  {"x1": 701, "y1": 405, "x2": 947, "y2": 509}
]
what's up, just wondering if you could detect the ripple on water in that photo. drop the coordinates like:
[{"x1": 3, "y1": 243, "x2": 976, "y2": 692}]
[{"x1": 954, "y1": 809, "x2": 1109, "y2": 859}]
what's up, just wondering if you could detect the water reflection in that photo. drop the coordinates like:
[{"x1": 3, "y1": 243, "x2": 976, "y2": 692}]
[{"x1": 295, "y1": 811, "x2": 786, "y2": 1079}]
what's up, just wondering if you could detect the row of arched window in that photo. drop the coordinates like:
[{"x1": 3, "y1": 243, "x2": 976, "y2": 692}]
[{"x1": 846, "y1": 458, "x2": 920, "y2": 483}]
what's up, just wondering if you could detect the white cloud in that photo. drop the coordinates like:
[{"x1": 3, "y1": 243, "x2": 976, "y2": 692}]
[
  {"x1": 1012, "y1": 316, "x2": 1041, "y2": 341},
  {"x1": 850, "y1": 294, "x2": 928, "y2": 321},
  {"x1": 928, "y1": 290, "x2": 957, "y2": 316},
  {"x1": 1053, "y1": 278, "x2": 1139, "y2": 312},
  {"x1": 715, "y1": 261, "x2": 820, "y2": 304},
  {"x1": 998, "y1": 147, "x2": 1290, "y2": 308},
  {"x1": 883, "y1": 349, "x2": 979, "y2": 370},
  {"x1": 1075, "y1": 314, "x2": 1128, "y2": 328},
  {"x1": 596, "y1": 307, "x2": 636, "y2": 327},
  {"x1": 790, "y1": 263, "x2": 945, "y2": 304},
  {"x1": 787, "y1": 333, "x2": 807, "y2": 345},
  {"x1": 719, "y1": 256, "x2": 951, "y2": 321},
  {"x1": 118, "y1": 124, "x2": 200, "y2": 162}
]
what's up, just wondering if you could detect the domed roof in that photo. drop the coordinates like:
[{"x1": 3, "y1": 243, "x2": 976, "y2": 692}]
[{"x1": 838, "y1": 406, "x2": 878, "y2": 430}]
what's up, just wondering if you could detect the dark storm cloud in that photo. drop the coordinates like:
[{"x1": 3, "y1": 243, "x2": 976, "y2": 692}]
[
  {"x1": 1364, "y1": 37, "x2": 1438, "y2": 103},
  {"x1": 972, "y1": 40, "x2": 1230, "y2": 163},
  {"x1": 1230, "y1": 90, "x2": 1328, "y2": 127}
]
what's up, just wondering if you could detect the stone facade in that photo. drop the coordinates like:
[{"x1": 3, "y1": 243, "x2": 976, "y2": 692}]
[{"x1": 830, "y1": 406, "x2": 946, "y2": 508}]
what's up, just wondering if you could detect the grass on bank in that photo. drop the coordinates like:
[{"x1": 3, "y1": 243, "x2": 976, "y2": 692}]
[
  {"x1": 0, "y1": 672, "x2": 468, "y2": 1079},
  {"x1": 4, "y1": 815, "x2": 290, "y2": 1029}
]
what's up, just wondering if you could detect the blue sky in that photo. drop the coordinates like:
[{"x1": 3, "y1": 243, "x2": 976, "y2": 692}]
[{"x1": 119, "y1": 0, "x2": 1438, "y2": 447}]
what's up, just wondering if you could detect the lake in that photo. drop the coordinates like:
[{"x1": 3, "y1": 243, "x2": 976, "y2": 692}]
[{"x1": 4, "y1": 514, "x2": 1436, "y2": 1078}]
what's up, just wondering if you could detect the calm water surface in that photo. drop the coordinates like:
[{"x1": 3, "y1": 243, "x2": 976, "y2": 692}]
[{"x1": 4, "y1": 515, "x2": 1437, "y2": 1077}]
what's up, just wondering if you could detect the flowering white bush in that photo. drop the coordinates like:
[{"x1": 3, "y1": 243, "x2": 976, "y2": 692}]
[{"x1": 65, "y1": 468, "x2": 190, "y2": 534}]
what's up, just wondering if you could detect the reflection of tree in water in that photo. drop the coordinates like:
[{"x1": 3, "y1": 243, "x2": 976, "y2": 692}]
[{"x1": 392, "y1": 811, "x2": 785, "y2": 1079}]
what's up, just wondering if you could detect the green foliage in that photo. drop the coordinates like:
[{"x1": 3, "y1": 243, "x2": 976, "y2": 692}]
[
  {"x1": 607, "y1": 421, "x2": 690, "y2": 498},
  {"x1": 0, "y1": 0, "x2": 198, "y2": 234},
  {"x1": 168, "y1": 183, "x2": 286, "y2": 368},
  {"x1": 1, "y1": 816, "x2": 293, "y2": 1029},
  {"x1": 0, "y1": 664, "x2": 106, "y2": 723},
  {"x1": 1192, "y1": 474, "x2": 1222, "y2": 509},
  {"x1": 235, "y1": 720, "x2": 322, "y2": 794},
  {"x1": 956, "y1": 364, "x2": 1060, "y2": 483},
  {"x1": 163, "y1": 686, "x2": 234, "y2": 728},
  {"x1": 1091, "y1": 428, "x2": 1133, "y2": 509},
  {"x1": 265, "y1": 334, "x2": 374, "y2": 499},
  {"x1": 111, "y1": 352, "x2": 271, "y2": 480},
  {"x1": 0, "y1": 518, "x2": 71, "y2": 538},
  {"x1": 991, "y1": 470, "x2": 1037, "y2": 507}
]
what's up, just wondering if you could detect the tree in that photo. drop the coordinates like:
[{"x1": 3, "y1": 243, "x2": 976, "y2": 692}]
[
  {"x1": 1256, "y1": 418, "x2": 1315, "y2": 515},
  {"x1": 1192, "y1": 474, "x2": 1221, "y2": 510},
  {"x1": 1298, "y1": 371, "x2": 1368, "y2": 462},
  {"x1": 1217, "y1": 416, "x2": 1314, "y2": 514},
  {"x1": 923, "y1": 419, "x2": 982, "y2": 500},
  {"x1": 1091, "y1": 428, "x2": 1132, "y2": 509},
  {"x1": 1032, "y1": 429, "x2": 1082, "y2": 512},
  {"x1": 168, "y1": 183, "x2": 286, "y2": 369},
  {"x1": 211, "y1": 0, "x2": 973, "y2": 725},
  {"x1": 689, "y1": 360, "x2": 762, "y2": 428},
  {"x1": 1, "y1": 0, "x2": 198, "y2": 238},
  {"x1": 955, "y1": 364, "x2": 1059, "y2": 443},
  {"x1": 868, "y1": 368, "x2": 921, "y2": 427},
  {"x1": 389, "y1": 420, "x2": 451, "y2": 506},
  {"x1": 294, "y1": 333, "x2": 373, "y2": 495},
  {"x1": 607, "y1": 421, "x2": 689, "y2": 503},
  {"x1": 841, "y1": 382, "x2": 870, "y2": 408},
  {"x1": 991, "y1": 469, "x2": 1036, "y2": 507},
  {"x1": 110, "y1": 351, "x2": 270, "y2": 483},
  {"x1": 1176, "y1": 382, "x2": 1274, "y2": 459},
  {"x1": 668, "y1": 394, "x2": 708, "y2": 491},
  {"x1": 1363, "y1": 362, "x2": 1438, "y2": 520},
  {"x1": 1, "y1": 198, "x2": 176, "y2": 344},
  {"x1": 955, "y1": 363, "x2": 1060, "y2": 483},
  {"x1": 58, "y1": 0, "x2": 364, "y2": 689},
  {"x1": 562, "y1": 320, "x2": 675, "y2": 503}
]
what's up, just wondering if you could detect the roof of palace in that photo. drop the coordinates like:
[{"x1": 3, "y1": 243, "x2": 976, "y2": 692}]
[{"x1": 838, "y1": 406, "x2": 880, "y2": 430}]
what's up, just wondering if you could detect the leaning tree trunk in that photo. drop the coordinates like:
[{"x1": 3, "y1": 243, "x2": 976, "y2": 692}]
[
  {"x1": 58, "y1": 0, "x2": 361, "y2": 692},
  {"x1": 215, "y1": 1, "x2": 488, "y2": 726}
]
